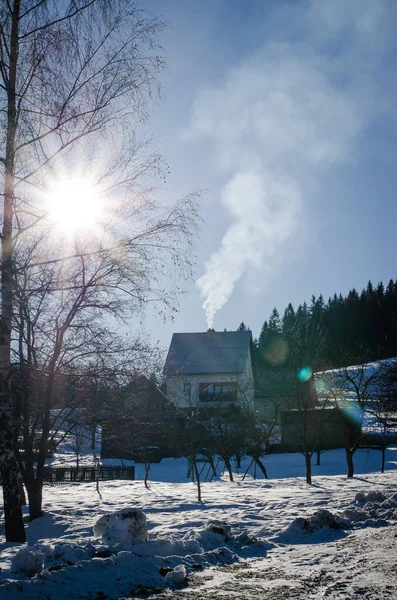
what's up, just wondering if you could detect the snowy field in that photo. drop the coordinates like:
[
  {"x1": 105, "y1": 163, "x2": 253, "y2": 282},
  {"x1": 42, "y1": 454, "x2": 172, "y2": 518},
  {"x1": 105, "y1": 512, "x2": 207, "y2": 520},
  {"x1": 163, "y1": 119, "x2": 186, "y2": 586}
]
[{"x1": 1, "y1": 448, "x2": 397, "y2": 599}]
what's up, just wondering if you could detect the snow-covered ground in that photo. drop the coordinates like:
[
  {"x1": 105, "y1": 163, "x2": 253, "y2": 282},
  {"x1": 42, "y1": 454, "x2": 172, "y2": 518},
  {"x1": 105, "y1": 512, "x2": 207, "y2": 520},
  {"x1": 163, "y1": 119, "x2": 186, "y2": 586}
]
[{"x1": 1, "y1": 448, "x2": 397, "y2": 599}]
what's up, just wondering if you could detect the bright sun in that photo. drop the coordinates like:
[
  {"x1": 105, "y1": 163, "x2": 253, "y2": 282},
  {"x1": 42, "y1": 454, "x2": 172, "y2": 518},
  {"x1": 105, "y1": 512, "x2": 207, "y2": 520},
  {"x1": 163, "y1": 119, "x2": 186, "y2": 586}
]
[{"x1": 45, "y1": 176, "x2": 103, "y2": 234}]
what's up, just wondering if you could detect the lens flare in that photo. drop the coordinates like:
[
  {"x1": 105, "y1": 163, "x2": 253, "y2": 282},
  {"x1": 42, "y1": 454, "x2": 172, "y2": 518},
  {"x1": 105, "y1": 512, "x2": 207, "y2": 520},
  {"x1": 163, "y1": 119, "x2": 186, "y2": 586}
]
[
  {"x1": 262, "y1": 337, "x2": 289, "y2": 366},
  {"x1": 338, "y1": 400, "x2": 364, "y2": 427},
  {"x1": 314, "y1": 377, "x2": 327, "y2": 390},
  {"x1": 297, "y1": 366, "x2": 312, "y2": 382}
]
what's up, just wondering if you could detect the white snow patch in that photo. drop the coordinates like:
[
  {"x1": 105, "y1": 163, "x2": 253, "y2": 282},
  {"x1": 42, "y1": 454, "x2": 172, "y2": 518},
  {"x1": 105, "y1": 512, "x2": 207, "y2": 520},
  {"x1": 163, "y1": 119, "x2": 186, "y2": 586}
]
[
  {"x1": 11, "y1": 547, "x2": 44, "y2": 577},
  {"x1": 93, "y1": 507, "x2": 147, "y2": 546},
  {"x1": 51, "y1": 542, "x2": 96, "y2": 564},
  {"x1": 192, "y1": 522, "x2": 234, "y2": 550},
  {"x1": 165, "y1": 563, "x2": 186, "y2": 584},
  {"x1": 2, "y1": 448, "x2": 397, "y2": 598},
  {"x1": 129, "y1": 536, "x2": 202, "y2": 558},
  {"x1": 277, "y1": 508, "x2": 346, "y2": 543},
  {"x1": 355, "y1": 490, "x2": 387, "y2": 504},
  {"x1": 278, "y1": 490, "x2": 397, "y2": 544},
  {"x1": 341, "y1": 490, "x2": 397, "y2": 528}
]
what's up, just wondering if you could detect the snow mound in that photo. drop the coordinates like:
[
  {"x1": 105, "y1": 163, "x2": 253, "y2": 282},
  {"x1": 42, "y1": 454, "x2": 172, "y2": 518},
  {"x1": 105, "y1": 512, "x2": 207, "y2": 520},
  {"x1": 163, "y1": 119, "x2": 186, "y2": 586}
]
[
  {"x1": 129, "y1": 536, "x2": 202, "y2": 558},
  {"x1": 341, "y1": 491, "x2": 397, "y2": 528},
  {"x1": 31, "y1": 542, "x2": 53, "y2": 558},
  {"x1": 207, "y1": 522, "x2": 234, "y2": 540},
  {"x1": 355, "y1": 491, "x2": 387, "y2": 504},
  {"x1": 94, "y1": 508, "x2": 147, "y2": 546},
  {"x1": 308, "y1": 509, "x2": 345, "y2": 530},
  {"x1": 186, "y1": 521, "x2": 272, "y2": 560},
  {"x1": 277, "y1": 509, "x2": 345, "y2": 542},
  {"x1": 192, "y1": 522, "x2": 234, "y2": 549},
  {"x1": 11, "y1": 547, "x2": 44, "y2": 577},
  {"x1": 278, "y1": 491, "x2": 397, "y2": 543},
  {"x1": 165, "y1": 564, "x2": 186, "y2": 584},
  {"x1": 234, "y1": 529, "x2": 272, "y2": 549},
  {"x1": 51, "y1": 542, "x2": 96, "y2": 564}
]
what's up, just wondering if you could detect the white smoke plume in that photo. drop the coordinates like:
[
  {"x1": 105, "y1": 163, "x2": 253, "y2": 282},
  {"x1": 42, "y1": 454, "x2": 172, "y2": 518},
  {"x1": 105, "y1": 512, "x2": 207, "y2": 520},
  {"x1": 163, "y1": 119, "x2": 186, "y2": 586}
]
[
  {"x1": 192, "y1": 0, "x2": 394, "y2": 328},
  {"x1": 199, "y1": 171, "x2": 301, "y2": 328}
]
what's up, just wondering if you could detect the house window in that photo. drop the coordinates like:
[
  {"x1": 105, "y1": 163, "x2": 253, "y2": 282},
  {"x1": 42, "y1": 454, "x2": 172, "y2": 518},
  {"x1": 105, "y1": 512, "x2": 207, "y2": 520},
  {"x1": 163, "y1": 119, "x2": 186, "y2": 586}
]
[
  {"x1": 184, "y1": 383, "x2": 191, "y2": 398},
  {"x1": 199, "y1": 383, "x2": 237, "y2": 402}
]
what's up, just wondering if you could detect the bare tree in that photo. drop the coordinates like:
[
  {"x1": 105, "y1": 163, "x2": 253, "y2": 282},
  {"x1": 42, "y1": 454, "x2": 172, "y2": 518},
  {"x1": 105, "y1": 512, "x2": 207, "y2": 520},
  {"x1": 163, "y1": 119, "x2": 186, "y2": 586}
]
[
  {"x1": 0, "y1": 1, "x2": 199, "y2": 540},
  {"x1": 243, "y1": 415, "x2": 279, "y2": 480},
  {"x1": 67, "y1": 422, "x2": 88, "y2": 469},
  {"x1": 281, "y1": 374, "x2": 324, "y2": 485},
  {"x1": 364, "y1": 361, "x2": 397, "y2": 473},
  {"x1": 12, "y1": 287, "x2": 166, "y2": 521},
  {"x1": 249, "y1": 363, "x2": 295, "y2": 479},
  {"x1": 178, "y1": 410, "x2": 209, "y2": 502},
  {"x1": 322, "y1": 362, "x2": 383, "y2": 478},
  {"x1": 203, "y1": 403, "x2": 250, "y2": 482},
  {"x1": 256, "y1": 361, "x2": 323, "y2": 485}
]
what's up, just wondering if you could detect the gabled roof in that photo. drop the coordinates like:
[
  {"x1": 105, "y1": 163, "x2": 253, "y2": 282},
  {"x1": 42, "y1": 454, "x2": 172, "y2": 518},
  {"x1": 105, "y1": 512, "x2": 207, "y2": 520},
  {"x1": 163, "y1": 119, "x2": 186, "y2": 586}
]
[{"x1": 163, "y1": 331, "x2": 252, "y2": 375}]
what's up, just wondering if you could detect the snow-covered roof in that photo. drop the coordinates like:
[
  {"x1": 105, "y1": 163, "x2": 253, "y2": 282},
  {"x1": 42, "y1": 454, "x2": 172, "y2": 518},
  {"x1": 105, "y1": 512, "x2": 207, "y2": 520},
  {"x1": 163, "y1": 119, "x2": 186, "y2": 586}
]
[
  {"x1": 317, "y1": 358, "x2": 397, "y2": 379},
  {"x1": 315, "y1": 358, "x2": 397, "y2": 402}
]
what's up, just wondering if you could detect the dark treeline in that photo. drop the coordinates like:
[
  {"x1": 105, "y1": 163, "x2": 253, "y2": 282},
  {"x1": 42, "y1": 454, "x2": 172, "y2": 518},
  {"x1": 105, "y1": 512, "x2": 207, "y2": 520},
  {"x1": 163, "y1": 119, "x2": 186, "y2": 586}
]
[{"x1": 253, "y1": 279, "x2": 397, "y2": 372}]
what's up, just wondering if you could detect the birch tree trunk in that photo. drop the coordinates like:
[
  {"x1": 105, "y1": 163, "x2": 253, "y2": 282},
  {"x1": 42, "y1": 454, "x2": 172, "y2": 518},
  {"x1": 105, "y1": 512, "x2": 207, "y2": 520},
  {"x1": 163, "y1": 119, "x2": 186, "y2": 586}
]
[{"x1": 0, "y1": 0, "x2": 26, "y2": 542}]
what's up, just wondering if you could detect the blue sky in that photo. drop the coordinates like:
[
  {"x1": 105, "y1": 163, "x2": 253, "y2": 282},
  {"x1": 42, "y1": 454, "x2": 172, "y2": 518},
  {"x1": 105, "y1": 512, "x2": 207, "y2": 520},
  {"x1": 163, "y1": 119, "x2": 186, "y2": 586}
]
[{"x1": 141, "y1": 0, "x2": 397, "y2": 346}]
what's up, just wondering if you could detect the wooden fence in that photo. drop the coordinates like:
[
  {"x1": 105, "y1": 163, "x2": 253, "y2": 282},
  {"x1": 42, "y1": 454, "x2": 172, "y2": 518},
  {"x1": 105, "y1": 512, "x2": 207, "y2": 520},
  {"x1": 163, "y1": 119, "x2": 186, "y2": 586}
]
[{"x1": 43, "y1": 465, "x2": 135, "y2": 485}]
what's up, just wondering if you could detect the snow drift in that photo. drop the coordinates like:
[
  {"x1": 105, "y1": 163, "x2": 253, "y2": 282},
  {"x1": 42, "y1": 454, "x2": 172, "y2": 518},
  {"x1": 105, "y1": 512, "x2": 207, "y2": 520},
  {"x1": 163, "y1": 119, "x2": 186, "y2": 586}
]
[{"x1": 94, "y1": 508, "x2": 148, "y2": 546}]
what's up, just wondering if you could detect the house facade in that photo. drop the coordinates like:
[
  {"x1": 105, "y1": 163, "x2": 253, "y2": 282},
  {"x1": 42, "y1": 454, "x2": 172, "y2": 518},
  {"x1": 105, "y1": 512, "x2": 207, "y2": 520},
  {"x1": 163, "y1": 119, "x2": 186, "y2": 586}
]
[
  {"x1": 254, "y1": 368, "x2": 318, "y2": 421},
  {"x1": 163, "y1": 331, "x2": 254, "y2": 409}
]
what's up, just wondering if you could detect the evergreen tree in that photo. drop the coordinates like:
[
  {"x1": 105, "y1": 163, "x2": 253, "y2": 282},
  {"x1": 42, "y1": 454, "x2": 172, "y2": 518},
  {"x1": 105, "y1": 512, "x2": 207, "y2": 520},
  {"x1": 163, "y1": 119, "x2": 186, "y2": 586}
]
[
  {"x1": 254, "y1": 278, "x2": 397, "y2": 374},
  {"x1": 268, "y1": 308, "x2": 282, "y2": 332},
  {"x1": 258, "y1": 321, "x2": 269, "y2": 348}
]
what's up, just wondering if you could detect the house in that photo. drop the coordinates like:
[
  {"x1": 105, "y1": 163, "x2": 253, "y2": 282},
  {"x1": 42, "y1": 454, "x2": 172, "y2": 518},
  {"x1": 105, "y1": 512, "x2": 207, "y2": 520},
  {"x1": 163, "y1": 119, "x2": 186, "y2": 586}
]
[
  {"x1": 254, "y1": 364, "x2": 319, "y2": 421},
  {"x1": 101, "y1": 376, "x2": 182, "y2": 461},
  {"x1": 280, "y1": 407, "x2": 356, "y2": 451},
  {"x1": 163, "y1": 330, "x2": 254, "y2": 409},
  {"x1": 254, "y1": 368, "x2": 296, "y2": 420}
]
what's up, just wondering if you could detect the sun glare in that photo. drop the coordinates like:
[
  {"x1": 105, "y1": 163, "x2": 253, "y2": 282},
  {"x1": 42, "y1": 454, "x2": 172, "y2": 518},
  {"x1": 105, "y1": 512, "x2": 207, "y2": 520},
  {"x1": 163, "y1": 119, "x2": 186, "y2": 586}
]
[{"x1": 45, "y1": 176, "x2": 103, "y2": 234}]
